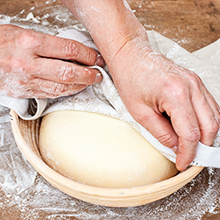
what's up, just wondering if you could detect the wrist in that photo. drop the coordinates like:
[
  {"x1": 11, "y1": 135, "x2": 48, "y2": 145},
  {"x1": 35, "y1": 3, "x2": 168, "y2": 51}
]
[
  {"x1": 61, "y1": 0, "x2": 150, "y2": 62},
  {"x1": 86, "y1": 5, "x2": 150, "y2": 63}
]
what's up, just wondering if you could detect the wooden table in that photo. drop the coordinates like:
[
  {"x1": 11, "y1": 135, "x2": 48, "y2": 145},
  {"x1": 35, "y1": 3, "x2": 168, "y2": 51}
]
[{"x1": 0, "y1": 0, "x2": 220, "y2": 219}]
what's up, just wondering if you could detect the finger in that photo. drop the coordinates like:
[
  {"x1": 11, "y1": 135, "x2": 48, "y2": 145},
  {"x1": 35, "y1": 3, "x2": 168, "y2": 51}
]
[
  {"x1": 191, "y1": 91, "x2": 219, "y2": 146},
  {"x1": 3, "y1": 85, "x2": 61, "y2": 99},
  {"x1": 35, "y1": 32, "x2": 105, "y2": 66},
  {"x1": 32, "y1": 58, "x2": 103, "y2": 85},
  {"x1": 27, "y1": 89, "x2": 74, "y2": 98},
  {"x1": 169, "y1": 101, "x2": 200, "y2": 171},
  {"x1": 133, "y1": 105, "x2": 178, "y2": 148},
  {"x1": 13, "y1": 90, "x2": 59, "y2": 99},
  {"x1": 204, "y1": 89, "x2": 220, "y2": 123},
  {"x1": 194, "y1": 75, "x2": 220, "y2": 125},
  {"x1": 26, "y1": 78, "x2": 88, "y2": 98},
  {"x1": 9, "y1": 78, "x2": 87, "y2": 98}
]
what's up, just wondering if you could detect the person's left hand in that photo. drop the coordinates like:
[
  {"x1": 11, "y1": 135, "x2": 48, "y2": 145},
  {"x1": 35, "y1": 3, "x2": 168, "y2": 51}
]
[{"x1": 0, "y1": 24, "x2": 104, "y2": 98}]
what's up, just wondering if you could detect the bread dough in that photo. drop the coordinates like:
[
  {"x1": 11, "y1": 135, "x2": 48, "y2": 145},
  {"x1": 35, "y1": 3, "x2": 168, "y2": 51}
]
[{"x1": 39, "y1": 110, "x2": 178, "y2": 188}]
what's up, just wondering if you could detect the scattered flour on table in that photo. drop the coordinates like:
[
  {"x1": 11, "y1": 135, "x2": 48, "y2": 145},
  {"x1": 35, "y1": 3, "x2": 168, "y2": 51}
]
[
  {"x1": 0, "y1": 2, "x2": 220, "y2": 219},
  {"x1": 0, "y1": 3, "x2": 85, "y2": 35}
]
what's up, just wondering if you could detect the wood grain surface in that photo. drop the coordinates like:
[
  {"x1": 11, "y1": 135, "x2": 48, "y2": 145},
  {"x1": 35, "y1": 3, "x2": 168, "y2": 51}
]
[{"x1": 128, "y1": 0, "x2": 220, "y2": 52}]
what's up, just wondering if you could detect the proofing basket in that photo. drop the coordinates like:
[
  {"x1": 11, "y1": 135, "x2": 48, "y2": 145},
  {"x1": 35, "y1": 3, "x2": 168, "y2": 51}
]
[{"x1": 10, "y1": 110, "x2": 203, "y2": 207}]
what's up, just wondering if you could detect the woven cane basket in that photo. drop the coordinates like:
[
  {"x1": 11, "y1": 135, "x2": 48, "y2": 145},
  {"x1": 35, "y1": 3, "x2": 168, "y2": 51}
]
[{"x1": 10, "y1": 110, "x2": 203, "y2": 207}]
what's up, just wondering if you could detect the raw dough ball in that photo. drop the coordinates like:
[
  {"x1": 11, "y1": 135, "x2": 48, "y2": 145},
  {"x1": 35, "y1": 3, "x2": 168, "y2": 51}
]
[{"x1": 39, "y1": 110, "x2": 178, "y2": 188}]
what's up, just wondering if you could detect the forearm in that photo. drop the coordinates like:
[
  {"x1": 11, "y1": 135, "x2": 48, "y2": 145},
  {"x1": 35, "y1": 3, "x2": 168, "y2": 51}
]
[
  {"x1": 61, "y1": 0, "x2": 151, "y2": 65},
  {"x1": 61, "y1": 1, "x2": 220, "y2": 171}
]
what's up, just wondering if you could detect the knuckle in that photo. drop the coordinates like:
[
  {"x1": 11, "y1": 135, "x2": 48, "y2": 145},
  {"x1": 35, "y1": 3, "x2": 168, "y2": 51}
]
[
  {"x1": 185, "y1": 128, "x2": 201, "y2": 143},
  {"x1": 63, "y1": 40, "x2": 79, "y2": 59},
  {"x1": 167, "y1": 80, "x2": 188, "y2": 100},
  {"x1": 8, "y1": 56, "x2": 28, "y2": 72},
  {"x1": 157, "y1": 133, "x2": 175, "y2": 147},
  {"x1": 58, "y1": 65, "x2": 97, "y2": 84},
  {"x1": 83, "y1": 68, "x2": 97, "y2": 84},
  {"x1": 186, "y1": 72, "x2": 201, "y2": 89},
  {"x1": 10, "y1": 58, "x2": 25, "y2": 70},
  {"x1": 132, "y1": 111, "x2": 150, "y2": 125},
  {"x1": 86, "y1": 50, "x2": 97, "y2": 64},
  {"x1": 8, "y1": 55, "x2": 34, "y2": 75},
  {"x1": 11, "y1": 75, "x2": 31, "y2": 87},
  {"x1": 51, "y1": 83, "x2": 68, "y2": 94},
  {"x1": 16, "y1": 30, "x2": 41, "y2": 49},
  {"x1": 207, "y1": 118, "x2": 220, "y2": 134},
  {"x1": 58, "y1": 65, "x2": 76, "y2": 82}
]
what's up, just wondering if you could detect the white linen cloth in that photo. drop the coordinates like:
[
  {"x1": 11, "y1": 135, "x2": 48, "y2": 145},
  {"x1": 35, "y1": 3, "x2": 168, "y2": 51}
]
[{"x1": 2, "y1": 28, "x2": 220, "y2": 167}]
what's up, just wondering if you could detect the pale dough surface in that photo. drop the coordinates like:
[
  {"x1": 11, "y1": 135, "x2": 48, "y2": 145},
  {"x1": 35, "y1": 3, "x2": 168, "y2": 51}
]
[{"x1": 39, "y1": 110, "x2": 178, "y2": 188}]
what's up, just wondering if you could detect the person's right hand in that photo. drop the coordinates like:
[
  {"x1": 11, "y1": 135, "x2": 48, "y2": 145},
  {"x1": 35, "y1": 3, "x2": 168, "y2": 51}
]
[
  {"x1": 58, "y1": 0, "x2": 220, "y2": 171},
  {"x1": 0, "y1": 24, "x2": 104, "y2": 98},
  {"x1": 108, "y1": 36, "x2": 220, "y2": 171}
]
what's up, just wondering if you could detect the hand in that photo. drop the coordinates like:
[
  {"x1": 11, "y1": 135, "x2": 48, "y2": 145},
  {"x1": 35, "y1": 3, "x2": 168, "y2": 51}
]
[
  {"x1": 60, "y1": 0, "x2": 220, "y2": 170},
  {"x1": 0, "y1": 24, "x2": 104, "y2": 98},
  {"x1": 109, "y1": 37, "x2": 220, "y2": 171}
]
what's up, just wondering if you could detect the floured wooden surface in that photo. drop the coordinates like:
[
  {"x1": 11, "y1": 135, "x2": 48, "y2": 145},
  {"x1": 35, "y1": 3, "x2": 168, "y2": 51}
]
[{"x1": 1, "y1": 0, "x2": 220, "y2": 219}]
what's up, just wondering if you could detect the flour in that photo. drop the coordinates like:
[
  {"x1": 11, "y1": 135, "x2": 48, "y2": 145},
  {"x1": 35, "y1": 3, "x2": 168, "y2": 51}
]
[
  {"x1": 0, "y1": 4, "x2": 81, "y2": 35},
  {"x1": 1, "y1": 1, "x2": 220, "y2": 219}
]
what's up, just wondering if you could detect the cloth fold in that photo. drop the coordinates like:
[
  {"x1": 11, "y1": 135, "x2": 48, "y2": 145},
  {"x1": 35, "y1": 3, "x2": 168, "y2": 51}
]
[{"x1": 3, "y1": 28, "x2": 220, "y2": 168}]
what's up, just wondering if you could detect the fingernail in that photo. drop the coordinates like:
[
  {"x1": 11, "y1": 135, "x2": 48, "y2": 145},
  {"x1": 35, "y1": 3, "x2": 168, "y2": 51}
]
[
  {"x1": 95, "y1": 54, "x2": 105, "y2": 67},
  {"x1": 178, "y1": 164, "x2": 188, "y2": 171},
  {"x1": 94, "y1": 72, "x2": 102, "y2": 83},
  {"x1": 181, "y1": 164, "x2": 188, "y2": 171}
]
